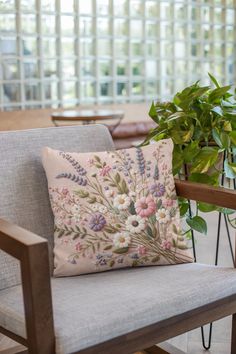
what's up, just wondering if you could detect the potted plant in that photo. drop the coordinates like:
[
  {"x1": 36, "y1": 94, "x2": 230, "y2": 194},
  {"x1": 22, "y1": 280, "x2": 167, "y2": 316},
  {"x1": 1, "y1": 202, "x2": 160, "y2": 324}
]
[{"x1": 144, "y1": 73, "x2": 236, "y2": 236}]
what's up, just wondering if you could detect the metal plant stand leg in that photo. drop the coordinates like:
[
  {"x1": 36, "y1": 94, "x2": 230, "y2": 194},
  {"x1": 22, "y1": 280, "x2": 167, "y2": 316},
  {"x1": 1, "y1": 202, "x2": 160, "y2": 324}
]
[{"x1": 184, "y1": 155, "x2": 235, "y2": 350}]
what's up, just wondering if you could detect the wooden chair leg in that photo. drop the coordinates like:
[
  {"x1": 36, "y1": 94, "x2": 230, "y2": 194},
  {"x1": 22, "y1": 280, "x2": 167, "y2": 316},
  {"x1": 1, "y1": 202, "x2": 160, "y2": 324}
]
[{"x1": 231, "y1": 314, "x2": 236, "y2": 354}]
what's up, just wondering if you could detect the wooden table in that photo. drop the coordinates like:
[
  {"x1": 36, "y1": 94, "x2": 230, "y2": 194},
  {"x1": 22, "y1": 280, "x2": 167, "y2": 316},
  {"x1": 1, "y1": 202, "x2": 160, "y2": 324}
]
[{"x1": 51, "y1": 109, "x2": 124, "y2": 131}]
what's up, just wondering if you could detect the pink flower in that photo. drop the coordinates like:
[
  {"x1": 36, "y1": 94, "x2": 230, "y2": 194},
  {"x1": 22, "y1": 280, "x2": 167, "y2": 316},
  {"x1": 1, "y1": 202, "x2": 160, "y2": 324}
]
[
  {"x1": 162, "y1": 198, "x2": 174, "y2": 208},
  {"x1": 137, "y1": 245, "x2": 147, "y2": 256},
  {"x1": 61, "y1": 187, "x2": 69, "y2": 196},
  {"x1": 75, "y1": 242, "x2": 82, "y2": 251},
  {"x1": 135, "y1": 195, "x2": 156, "y2": 218},
  {"x1": 161, "y1": 240, "x2": 172, "y2": 250},
  {"x1": 87, "y1": 158, "x2": 95, "y2": 166},
  {"x1": 161, "y1": 163, "x2": 168, "y2": 171},
  {"x1": 100, "y1": 165, "x2": 112, "y2": 177}
]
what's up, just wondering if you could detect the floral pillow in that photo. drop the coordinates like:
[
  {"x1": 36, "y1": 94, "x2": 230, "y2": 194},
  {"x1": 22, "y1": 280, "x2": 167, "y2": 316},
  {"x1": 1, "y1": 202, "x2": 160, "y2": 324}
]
[{"x1": 42, "y1": 139, "x2": 193, "y2": 277}]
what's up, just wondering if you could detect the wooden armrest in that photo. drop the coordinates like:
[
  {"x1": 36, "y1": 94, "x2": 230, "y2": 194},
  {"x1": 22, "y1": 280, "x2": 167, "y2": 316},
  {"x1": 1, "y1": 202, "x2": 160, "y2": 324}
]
[
  {"x1": 175, "y1": 179, "x2": 236, "y2": 210},
  {"x1": 0, "y1": 218, "x2": 55, "y2": 353},
  {"x1": 0, "y1": 218, "x2": 47, "y2": 259}
]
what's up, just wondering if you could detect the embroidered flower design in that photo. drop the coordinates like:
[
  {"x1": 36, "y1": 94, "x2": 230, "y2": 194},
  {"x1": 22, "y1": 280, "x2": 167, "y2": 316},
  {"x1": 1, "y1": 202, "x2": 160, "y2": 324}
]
[
  {"x1": 114, "y1": 194, "x2": 130, "y2": 210},
  {"x1": 100, "y1": 165, "x2": 112, "y2": 177},
  {"x1": 99, "y1": 205, "x2": 108, "y2": 213},
  {"x1": 88, "y1": 213, "x2": 106, "y2": 231},
  {"x1": 156, "y1": 208, "x2": 170, "y2": 224},
  {"x1": 162, "y1": 198, "x2": 174, "y2": 208},
  {"x1": 161, "y1": 240, "x2": 172, "y2": 250},
  {"x1": 135, "y1": 195, "x2": 156, "y2": 217},
  {"x1": 126, "y1": 215, "x2": 146, "y2": 233},
  {"x1": 47, "y1": 141, "x2": 193, "y2": 275},
  {"x1": 149, "y1": 182, "x2": 165, "y2": 197},
  {"x1": 105, "y1": 190, "x2": 115, "y2": 198},
  {"x1": 113, "y1": 232, "x2": 131, "y2": 248},
  {"x1": 137, "y1": 245, "x2": 147, "y2": 255}
]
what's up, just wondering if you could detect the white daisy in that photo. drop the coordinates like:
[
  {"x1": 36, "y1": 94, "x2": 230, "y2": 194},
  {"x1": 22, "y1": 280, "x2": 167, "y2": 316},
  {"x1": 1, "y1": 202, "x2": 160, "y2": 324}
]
[
  {"x1": 91, "y1": 204, "x2": 99, "y2": 212},
  {"x1": 70, "y1": 205, "x2": 81, "y2": 222},
  {"x1": 71, "y1": 204, "x2": 80, "y2": 214},
  {"x1": 156, "y1": 208, "x2": 170, "y2": 224},
  {"x1": 113, "y1": 232, "x2": 131, "y2": 248},
  {"x1": 99, "y1": 205, "x2": 108, "y2": 213},
  {"x1": 114, "y1": 194, "x2": 130, "y2": 210},
  {"x1": 126, "y1": 215, "x2": 146, "y2": 234}
]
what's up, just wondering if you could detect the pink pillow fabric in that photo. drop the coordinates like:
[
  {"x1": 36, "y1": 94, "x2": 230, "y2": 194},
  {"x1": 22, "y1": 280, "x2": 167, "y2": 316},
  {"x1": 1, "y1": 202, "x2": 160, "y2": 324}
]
[{"x1": 42, "y1": 139, "x2": 193, "y2": 276}]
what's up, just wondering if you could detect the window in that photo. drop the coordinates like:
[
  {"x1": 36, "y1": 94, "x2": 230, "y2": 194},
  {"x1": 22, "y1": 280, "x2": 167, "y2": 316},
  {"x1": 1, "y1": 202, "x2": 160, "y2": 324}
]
[{"x1": 0, "y1": 0, "x2": 235, "y2": 110}]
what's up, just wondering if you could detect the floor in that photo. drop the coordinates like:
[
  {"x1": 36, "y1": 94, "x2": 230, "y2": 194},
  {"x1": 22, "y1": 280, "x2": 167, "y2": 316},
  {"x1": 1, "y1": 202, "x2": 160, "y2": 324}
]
[{"x1": 0, "y1": 210, "x2": 235, "y2": 353}]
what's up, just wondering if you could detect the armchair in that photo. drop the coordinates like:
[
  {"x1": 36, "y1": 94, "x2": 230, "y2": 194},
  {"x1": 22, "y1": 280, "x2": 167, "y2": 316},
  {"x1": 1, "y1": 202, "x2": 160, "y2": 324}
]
[{"x1": 0, "y1": 125, "x2": 236, "y2": 354}]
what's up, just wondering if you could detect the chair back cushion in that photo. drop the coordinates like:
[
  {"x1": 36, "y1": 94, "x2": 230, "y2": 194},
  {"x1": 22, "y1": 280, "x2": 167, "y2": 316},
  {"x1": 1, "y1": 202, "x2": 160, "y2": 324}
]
[{"x1": 0, "y1": 125, "x2": 114, "y2": 290}]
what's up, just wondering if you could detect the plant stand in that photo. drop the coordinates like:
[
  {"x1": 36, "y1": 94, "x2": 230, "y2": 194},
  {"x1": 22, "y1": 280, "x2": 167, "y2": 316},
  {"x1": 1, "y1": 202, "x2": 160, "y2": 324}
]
[{"x1": 188, "y1": 168, "x2": 236, "y2": 350}]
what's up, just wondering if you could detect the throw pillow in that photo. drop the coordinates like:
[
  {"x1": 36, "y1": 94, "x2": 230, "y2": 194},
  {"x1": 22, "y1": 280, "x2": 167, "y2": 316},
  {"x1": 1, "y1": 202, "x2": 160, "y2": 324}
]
[{"x1": 42, "y1": 139, "x2": 193, "y2": 276}]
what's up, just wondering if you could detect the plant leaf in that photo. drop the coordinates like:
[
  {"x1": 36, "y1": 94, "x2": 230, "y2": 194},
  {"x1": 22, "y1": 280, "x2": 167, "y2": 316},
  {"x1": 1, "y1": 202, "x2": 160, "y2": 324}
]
[
  {"x1": 190, "y1": 147, "x2": 219, "y2": 173},
  {"x1": 208, "y1": 72, "x2": 220, "y2": 88},
  {"x1": 224, "y1": 158, "x2": 236, "y2": 178},
  {"x1": 229, "y1": 131, "x2": 236, "y2": 146},
  {"x1": 113, "y1": 247, "x2": 129, "y2": 254},
  {"x1": 208, "y1": 86, "x2": 231, "y2": 103},
  {"x1": 198, "y1": 202, "x2": 217, "y2": 213},
  {"x1": 186, "y1": 216, "x2": 207, "y2": 235}
]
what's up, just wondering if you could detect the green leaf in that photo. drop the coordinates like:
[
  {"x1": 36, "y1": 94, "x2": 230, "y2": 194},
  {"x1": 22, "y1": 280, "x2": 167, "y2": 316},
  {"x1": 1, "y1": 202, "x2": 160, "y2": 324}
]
[
  {"x1": 212, "y1": 128, "x2": 222, "y2": 148},
  {"x1": 220, "y1": 132, "x2": 231, "y2": 149},
  {"x1": 104, "y1": 227, "x2": 117, "y2": 234},
  {"x1": 208, "y1": 85, "x2": 231, "y2": 103},
  {"x1": 88, "y1": 196, "x2": 97, "y2": 204},
  {"x1": 151, "y1": 255, "x2": 160, "y2": 263},
  {"x1": 113, "y1": 247, "x2": 129, "y2": 254},
  {"x1": 148, "y1": 101, "x2": 157, "y2": 121},
  {"x1": 189, "y1": 172, "x2": 219, "y2": 186},
  {"x1": 121, "y1": 179, "x2": 129, "y2": 194},
  {"x1": 94, "y1": 155, "x2": 101, "y2": 163},
  {"x1": 128, "y1": 201, "x2": 136, "y2": 215},
  {"x1": 75, "y1": 190, "x2": 89, "y2": 198},
  {"x1": 172, "y1": 147, "x2": 184, "y2": 175},
  {"x1": 223, "y1": 121, "x2": 232, "y2": 132},
  {"x1": 172, "y1": 224, "x2": 179, "y2": 234},
  {"x1": 198, "y1": 202, "x2": 217, "y2": 213},
  {"x1": 104, "y1": 245, "x2": 113, "y2": 250},
  {"x1": 208, "y1": 72, "x2": 220, "y2": 88},
  {"x1": 218, "y1": 207, "x2": 235, "y2": 215},
  {"x1": 156, "y1": 199, "x2": 162, "y2": 209},
  {"x1": 229, "y1": 131, "x2": 236, "y2": 146},
  {"x1": 186, "y1": 216, "x2": 207, "y2": 235},
  {"x1": 190, "y1": 147, "x2": 219, "y2": 174},
  {"x1": 146, "y1": 226, "x2": 153, "y2": 237},
  {"x1": 179, "y1": 202, "x2": 189, "y2": 216},
  {"x1": 114, "y1": 173, "x2": 121, "y2": 183},
  {"x1": 211, "y1": 106, "x2": 223, "y2": 116},
  {"x1": 224, "y1": 158, "x2": 236, "y2": 178},
  {"x1": 183, "y1": 141, "x2": 200, "y2": 164}
]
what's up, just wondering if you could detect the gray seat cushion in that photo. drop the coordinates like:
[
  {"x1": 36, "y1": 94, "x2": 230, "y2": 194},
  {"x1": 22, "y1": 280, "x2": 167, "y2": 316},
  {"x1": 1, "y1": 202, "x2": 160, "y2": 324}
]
[{"x1": 1, "y1": 263, "x2": 236, "y2": 354}]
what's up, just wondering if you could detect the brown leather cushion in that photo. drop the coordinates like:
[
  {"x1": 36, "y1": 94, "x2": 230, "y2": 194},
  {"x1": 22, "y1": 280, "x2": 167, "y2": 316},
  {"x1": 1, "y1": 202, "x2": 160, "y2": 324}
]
[{"x1": 109, "y1": 121, "x2": 156, "y2": 139}]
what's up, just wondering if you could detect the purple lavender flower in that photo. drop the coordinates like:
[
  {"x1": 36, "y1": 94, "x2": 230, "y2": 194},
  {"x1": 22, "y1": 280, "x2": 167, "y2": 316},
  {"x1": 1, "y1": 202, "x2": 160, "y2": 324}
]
[
  {"x1": 149, "y1": 182, "x2": 165, "y2": 197},
  {"x1": 59, "y1": 152, "x2": 87, "y2": 176},
  {"x1": 136, "y1": 148, "x2": 145, "y2": 175},
  {"x1": 153, "y1": 165, "x2": 159, "y2": 180},
  {"x1": 89, "y1": 213, "x2": 106, "y2": 231}
]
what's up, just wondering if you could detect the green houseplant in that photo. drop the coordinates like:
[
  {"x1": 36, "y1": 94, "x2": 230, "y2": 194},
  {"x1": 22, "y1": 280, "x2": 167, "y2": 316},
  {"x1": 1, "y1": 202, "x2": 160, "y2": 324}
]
[{"x1": 144, "y1": 74, "x2": 236, "y2": 235}]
